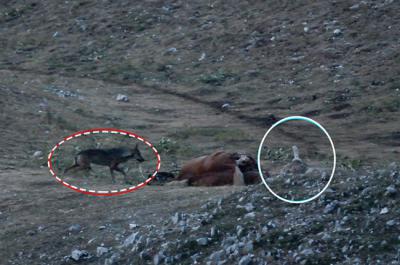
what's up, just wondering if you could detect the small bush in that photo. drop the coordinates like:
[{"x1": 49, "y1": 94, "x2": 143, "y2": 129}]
[{"x1": 158, "y1": 137, "x2": 179, "y2": 154}]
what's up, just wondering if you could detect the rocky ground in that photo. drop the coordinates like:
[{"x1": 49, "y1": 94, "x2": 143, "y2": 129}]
[
  {"x1": 59, "y1": 164, "x2": 400, "y2": 265},
  {"x1": 2, "y1": 163, "x2": 399, "y2": 265}
]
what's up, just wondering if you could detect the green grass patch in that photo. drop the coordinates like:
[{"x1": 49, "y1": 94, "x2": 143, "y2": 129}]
[{"x1": 199, "y1": 69, "x2": 239, "y2": 86}]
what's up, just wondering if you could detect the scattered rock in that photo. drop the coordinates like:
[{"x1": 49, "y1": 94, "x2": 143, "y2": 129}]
[
  {"x1": 243, "y1": 242, "x2": 253, "y2": 254},
  {"x1": 349, "y1": 3, "x2": 360, "y2": 10},
  {"x1": 116, "y1": 94, "x2": 129, "y2": 102},
  {"x1": 209, "y1": 250, "x2": 225, "y2": 262},
  {"x1": 244, "y1": 203, "x2": 254, "y2": 212},
  {"x1": 57, "y1": 165, "x2": 400, "y2": 264},
  {"x1": 197, "y1": 237, "x2": 208, "y2": 246},
  {"x1": 104, "y1": 253, "x2": 120, "y2": 265},
  {"x1": 139, "y1": 250, "x2": 151, "y2": 260},
  {"x1": 26, "y1": 230, "x2": 36, "y2": 236},
  {"x1": 238, "y1": 255, "x2": 252, "y2": 265},
  {"x1": 199, "y1": 52, "x2": 206, "y2": 61},
  {"x1": 385, "y1": 185, "x2": 397, "y2": 195},
  {"x1": 236, "y1": 225, "x2": 244, "y2": 237},
  {"x1": 96, "y1": 246, "x2": 109, "y2": 257},
  {"x1": 386, "y1": 220, "x2": 396, "y2": 227},
  {"x1": 210, "y1": 226, "x2": 217, "y2": 237},
  {"x1": 33, "y1": 151, "x2": 43, "y2": 158},
  {"x1": 244, "y1": 212, "x2": 255, "y2": 219},
  {"x1": 129, "y1": 223, "x2": 139, "y2": 229},
  {"x1": 44, "y1": 84, "x2": 80, "y2": 99},
  {"x1": 380, "y1": 207, "x2": 389, "y2": 215},
  {"x1": 300, "y1": 248, "x2": 314, "y2": 256},
  {"x1": 70, "y1": 250, "x2": 90, "y2": 261},
  {"x1": 123, "y1": 231, "x2": 140, "y2": 247},
  {"x1": 68, "y1": 224, "x2": 81, "y2": 233},
  {"x1": 341, "y1": 245, "x2": 348, "y2": 253},
  {"x1": 221, "y1": 103, "x2": 231, "y2": 110},
  {"x1": 171, "y1": 212, "x2": 181, "y2": 225},
  {"x1": 166, "y1": 47, "x2": 178, "y2": 54},
  {"x1": 153, "y1": 252, "x2": 165, "y2": 265},
  {"x1": 321, "y1": 232, "x2": 331, "y2": 241},
  {"x1": 190, "y1": 253, "x2": 201, "y2": 263},
  {"x1": 388, "y1": 162, "x2": 398, "y2": 171},
  {"x1": 333, "y1": 29, "x2": 342, "y2": 36},
  {"x1": 324, "y1": 201, "x2": 339, "y2": 214}
]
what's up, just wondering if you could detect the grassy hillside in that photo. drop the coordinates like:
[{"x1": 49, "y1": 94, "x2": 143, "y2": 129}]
[{"x1": 1, "y1": 0, "x2": 399, "y2": 165}]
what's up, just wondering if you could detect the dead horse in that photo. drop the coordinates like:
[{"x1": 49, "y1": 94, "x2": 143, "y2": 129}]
[{"x1": 177, "y1": 151, "x2": 261, "y2": 186}]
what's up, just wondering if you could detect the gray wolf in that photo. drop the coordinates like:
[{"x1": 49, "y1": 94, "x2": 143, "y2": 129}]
[{"x1": 64, "y1": 144, "x2": 145, "y2": 183}]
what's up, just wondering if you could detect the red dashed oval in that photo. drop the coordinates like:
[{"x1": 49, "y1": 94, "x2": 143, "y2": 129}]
[{"x1": 47, "y1": 128, "x2": 161, "y2": 196}]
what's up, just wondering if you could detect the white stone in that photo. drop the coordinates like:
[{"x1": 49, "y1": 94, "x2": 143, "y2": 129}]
[
  {"x1": 129, "y1": 223, "x2": 139, "y2": 229},
  {"x1": 197, "y1": 237, "x2": 208, "y2": 246},
  {"x1": 166, "y1": 47, "x2": 177, "y2": 53},
  {"x1": 96, "y1": 246, "x2": 108, "y2": 257},
  {"x1": 199, "y1": 52, "x2": 206, "y2": 61},
  {"x1": 221, "y1": 103, "x2": 231, "y2": 110},
  {"x1": 244, "y1": 203, "x2": 254, "y2": 212},
  {"x1": 300, "y1": 248, "x2": 314, "y2": 256},
  {"x1": 33, "y1": 151, "x2": 43, "y2": 157},
  {"x1": 71, "y1": 250, "x2": 88, "y2": 261},
  {"x1": 333, "y1": 29, "x2": 342, "y2": 35},
  {"x1": 238, "y1": 255, "x2": 252, "y2": 265},
  {"x1": 116, "y1": 94, "x2": 129, "y2": 102},
  {"x1": 244, "y1": 212, "x2": 255, "y2": 219},
  {"x1": 386, "y1": 220, "x2": 396, "y2": 226},
  {"x1": 380, "y1": 207, "x2": 389, "y2": 214},
  {"x1": 123, "y1": 231, "x2": 139, "y2": 247}
]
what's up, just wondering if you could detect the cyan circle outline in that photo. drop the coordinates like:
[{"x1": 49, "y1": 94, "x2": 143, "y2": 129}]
[{"x1": 257, "y1": 116, "x2": 336, "y2": 204}]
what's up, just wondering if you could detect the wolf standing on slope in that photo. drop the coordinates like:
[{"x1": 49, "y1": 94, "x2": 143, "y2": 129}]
[{"x1": 64, "y1": 144, "x2": 145, "y2": 183}]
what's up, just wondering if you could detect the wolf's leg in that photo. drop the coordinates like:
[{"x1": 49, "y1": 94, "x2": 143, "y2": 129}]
[
  {"x1": 64, "y1": 164, "x2": 79, "y2": 174},
  {"x1": 64, "y1": 157, "x2": 80, "y2": 174},
  {"x1": 83, "y1": 166, "x2": 92, "y2": 177},
  {"x1": 109, "y1": 168, "x2": 116, "y2": 183},
  {"x1": 114, "y1": 166, "x2": 129, "y2": 183}
]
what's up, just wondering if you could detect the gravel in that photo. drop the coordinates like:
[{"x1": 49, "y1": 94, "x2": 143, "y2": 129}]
[{"x1": 59, "y1": 164, "x2": 400, "y2": 264}]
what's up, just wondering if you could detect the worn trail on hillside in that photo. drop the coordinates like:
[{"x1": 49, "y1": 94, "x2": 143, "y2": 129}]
[{"x1": 2, "y1": 66, "x2": 321, "y2": 149}]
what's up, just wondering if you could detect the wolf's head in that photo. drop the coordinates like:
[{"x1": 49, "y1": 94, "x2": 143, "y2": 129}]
[{"x1": 128, "y1": 144, "x2": 145, "y2": 162}]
